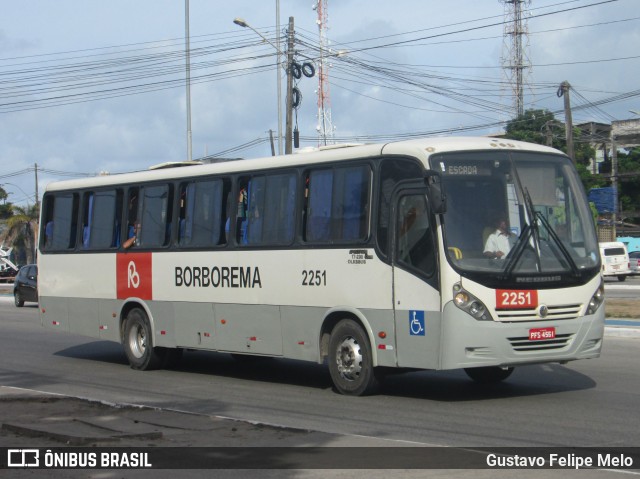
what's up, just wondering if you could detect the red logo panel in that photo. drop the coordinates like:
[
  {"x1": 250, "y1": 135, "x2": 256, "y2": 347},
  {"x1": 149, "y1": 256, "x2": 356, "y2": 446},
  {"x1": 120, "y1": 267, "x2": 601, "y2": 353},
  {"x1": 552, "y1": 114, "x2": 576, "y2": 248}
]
[{"x1": 117, "y1": 253, "x2": 153, "y2": 300}]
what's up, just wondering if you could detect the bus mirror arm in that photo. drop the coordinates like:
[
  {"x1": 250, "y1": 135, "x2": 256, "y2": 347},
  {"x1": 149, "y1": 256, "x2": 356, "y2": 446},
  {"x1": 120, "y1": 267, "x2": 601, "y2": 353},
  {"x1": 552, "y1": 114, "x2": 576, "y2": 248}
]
[{"x1": 424, "y1": 171, "x2": 446, "y2": 214}]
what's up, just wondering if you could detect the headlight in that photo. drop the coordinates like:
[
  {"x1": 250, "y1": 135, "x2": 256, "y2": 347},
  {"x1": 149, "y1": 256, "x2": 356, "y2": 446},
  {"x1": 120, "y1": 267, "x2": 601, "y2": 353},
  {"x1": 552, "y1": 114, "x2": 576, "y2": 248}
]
[
  {"x1": 586, "y1": 278, "x2": 605, "y2": 315},
  {"x1": 452, "y1": 283, "x2": 492, "y2": 321}
]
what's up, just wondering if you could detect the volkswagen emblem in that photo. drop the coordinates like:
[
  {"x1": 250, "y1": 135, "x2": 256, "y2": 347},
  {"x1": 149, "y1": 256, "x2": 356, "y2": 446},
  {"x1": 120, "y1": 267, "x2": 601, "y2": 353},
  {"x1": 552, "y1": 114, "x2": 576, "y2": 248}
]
[{"x1": 538, "y1": 305, "x2": 549, "y2": 318}]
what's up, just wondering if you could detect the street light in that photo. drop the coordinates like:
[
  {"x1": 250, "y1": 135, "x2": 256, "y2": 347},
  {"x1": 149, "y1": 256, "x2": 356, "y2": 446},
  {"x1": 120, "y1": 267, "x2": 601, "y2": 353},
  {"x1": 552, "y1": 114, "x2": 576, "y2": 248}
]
[
  {"x1": 1, "y1": 182, "x2": 33, "y2": 205},
  {"x1": 234, "y1": 17, "x2": 284, "y2": 156}
]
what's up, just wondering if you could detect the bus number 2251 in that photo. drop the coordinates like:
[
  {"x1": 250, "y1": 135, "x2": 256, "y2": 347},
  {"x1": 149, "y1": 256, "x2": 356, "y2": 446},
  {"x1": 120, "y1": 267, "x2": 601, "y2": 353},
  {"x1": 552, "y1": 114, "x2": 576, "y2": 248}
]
[{"x1": 302, "y1": 270, "x2": 327, "y2": 286}]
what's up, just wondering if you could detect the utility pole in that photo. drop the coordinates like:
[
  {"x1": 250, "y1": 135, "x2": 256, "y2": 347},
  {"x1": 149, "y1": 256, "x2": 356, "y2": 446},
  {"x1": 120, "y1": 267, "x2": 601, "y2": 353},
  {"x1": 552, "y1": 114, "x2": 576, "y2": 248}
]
[
  {"x1": 559, "y1": 81, "x2": 575, "y2": 162},
  {"x1": 544, "y1": 120, "x2": 553, "y2": 146},
  {"x1": 275, "y1": 0, "x2": 283, "y2": 155},
  {"x1": 269, "y1": 129, "x2": 276, "y2": 156},
  {"x1": 34, "y1": 163, "x2": 39, "y2": 217},
  {"x1": 285, "y1": 16, "x2": 295, "y2": 154},
  {"x1": 34, "y1": 162, "x2": 40, "y2": 260},
  {"x1": 185, "y1": 0, "x2": 193, "y2": 162},
  {"x1": 611, "y1": 136, "x2": 618, "y2": 239}
]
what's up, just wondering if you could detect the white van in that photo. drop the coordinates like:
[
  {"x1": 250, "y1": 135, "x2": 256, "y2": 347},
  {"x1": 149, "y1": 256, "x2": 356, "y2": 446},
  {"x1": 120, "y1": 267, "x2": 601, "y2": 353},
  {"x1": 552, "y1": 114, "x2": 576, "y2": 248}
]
[{"x1": 599, "y1": 241, "x2": 631, "y2": 281}]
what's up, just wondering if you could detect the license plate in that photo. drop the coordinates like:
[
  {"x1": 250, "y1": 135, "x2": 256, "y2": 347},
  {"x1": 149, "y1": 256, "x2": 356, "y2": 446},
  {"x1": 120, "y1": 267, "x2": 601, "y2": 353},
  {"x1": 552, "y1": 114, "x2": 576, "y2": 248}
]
[
  {"x1": 496, "y1": 289, "x2": 538, "y2": 309},
  {"x1": 529, "y1": 327, "x2": 556, "y2": 341},
  {"x1": 613, "y1": 264, "x2": 620, "y2": 270}
]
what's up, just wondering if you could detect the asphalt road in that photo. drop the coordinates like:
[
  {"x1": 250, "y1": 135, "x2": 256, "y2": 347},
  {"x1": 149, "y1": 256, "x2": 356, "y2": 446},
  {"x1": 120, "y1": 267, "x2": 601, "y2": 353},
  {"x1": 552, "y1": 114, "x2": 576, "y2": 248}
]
[
  {"x1": 0, "y1": 297, "x2": 639, "y2": 452},
  {"x1": 603, "y1": 274, "x2": 640, "y2": 299}
]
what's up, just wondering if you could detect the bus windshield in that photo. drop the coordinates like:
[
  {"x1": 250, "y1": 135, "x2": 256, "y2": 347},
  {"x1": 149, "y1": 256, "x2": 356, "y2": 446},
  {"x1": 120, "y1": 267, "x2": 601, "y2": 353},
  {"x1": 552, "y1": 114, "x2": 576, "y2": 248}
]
[{"x1": 431, "y1": 150, "x2": 600, "y2": 287}]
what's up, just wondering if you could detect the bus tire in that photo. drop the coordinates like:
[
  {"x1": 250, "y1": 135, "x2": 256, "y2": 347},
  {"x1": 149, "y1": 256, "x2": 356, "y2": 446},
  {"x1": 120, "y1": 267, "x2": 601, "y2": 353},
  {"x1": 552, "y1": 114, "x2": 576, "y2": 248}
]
[
  {"x1": 328, "y1": 319, "x2": 379, "y2": 396},
  {"x1": 123, "y1": 308, "x2": 163, "y2": 371},
  {"x1": 464, "y1": 366, "x2": 514, "y2": 384}
]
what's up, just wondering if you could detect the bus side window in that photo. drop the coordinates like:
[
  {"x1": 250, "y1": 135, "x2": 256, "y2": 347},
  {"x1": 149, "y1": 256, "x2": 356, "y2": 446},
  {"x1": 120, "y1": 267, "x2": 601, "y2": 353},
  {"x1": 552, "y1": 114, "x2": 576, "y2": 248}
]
[
  {"x1": 81, "y1": 190, "x2": 121, "y2": 250},
  {"x1": 236, "y1": 180, "x2": 249, "y2": 244},
  {"x1": 236, "y1": 173, "x2": 296, "y2": 246},
  {"x1": 377, "y1": 158, "x2": 424, "y2": 257},
  {"x1": 111, "y1": 189, "x2": 124, "y2": 248},
  {"x1": 41, "y1": 196, "x2": 55, "y2": 250},
  {"x1": 179, "y1": 178, "x2": 226, "y2": 247},
  {"x1": 81, "y1": 192, "x2": 94, "y2": 249},
  {"x1": 40, "y1": 193, "x2": 79, "y2": 251},
  {"x1": 396, "y1": 194, "x2": 435, "y2": 277},
  {"x1": 305, "y1": 165, "x2": 371, "y2": 243},
  {"x1": 139, "y1": 184, "x2": 172, "y2": 248},
  {"x1": 305, "y1": 169, "x2": 333, "y2": 242},
  {"x1": 123, "y1": 187, "x2": 139, "y2": 248}
]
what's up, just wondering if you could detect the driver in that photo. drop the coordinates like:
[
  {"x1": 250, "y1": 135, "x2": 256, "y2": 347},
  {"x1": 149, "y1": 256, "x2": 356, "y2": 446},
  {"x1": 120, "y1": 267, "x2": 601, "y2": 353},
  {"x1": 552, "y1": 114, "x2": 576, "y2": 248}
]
[{"x1": 483, "y1": 215, "x2": 516, "y2": 259}]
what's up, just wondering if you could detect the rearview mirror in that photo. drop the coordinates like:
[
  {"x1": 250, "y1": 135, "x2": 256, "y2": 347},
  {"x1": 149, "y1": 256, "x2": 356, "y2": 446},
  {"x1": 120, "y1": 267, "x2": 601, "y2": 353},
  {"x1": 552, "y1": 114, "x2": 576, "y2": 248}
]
[{"x1": 425, "y1": 171, "x2": 446, "y2": 214}]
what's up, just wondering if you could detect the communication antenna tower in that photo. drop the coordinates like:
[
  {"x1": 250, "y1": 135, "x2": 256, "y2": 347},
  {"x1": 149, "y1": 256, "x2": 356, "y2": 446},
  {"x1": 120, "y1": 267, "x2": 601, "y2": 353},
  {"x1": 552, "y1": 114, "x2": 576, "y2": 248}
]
[
  {"x1": 501, "y1": 0, "x2": 532, "y2": 118},
  {"x1": 314, "y1": 0, "x2": 335, "y2": 145}
]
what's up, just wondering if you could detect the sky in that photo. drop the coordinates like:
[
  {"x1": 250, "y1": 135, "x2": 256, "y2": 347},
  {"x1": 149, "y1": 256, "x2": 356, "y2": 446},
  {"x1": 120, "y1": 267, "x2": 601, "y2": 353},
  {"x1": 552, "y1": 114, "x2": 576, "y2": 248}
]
[{"x1": 1, "y1": 0, "x2": 639, "y2": 208}]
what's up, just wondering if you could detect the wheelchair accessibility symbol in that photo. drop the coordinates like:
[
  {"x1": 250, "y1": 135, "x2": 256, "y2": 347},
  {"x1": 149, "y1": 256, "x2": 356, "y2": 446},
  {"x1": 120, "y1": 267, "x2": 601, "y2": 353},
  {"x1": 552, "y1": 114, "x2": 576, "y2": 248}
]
[{"x1": 409, "y1": 310, "x2": 425, "y2": 336}]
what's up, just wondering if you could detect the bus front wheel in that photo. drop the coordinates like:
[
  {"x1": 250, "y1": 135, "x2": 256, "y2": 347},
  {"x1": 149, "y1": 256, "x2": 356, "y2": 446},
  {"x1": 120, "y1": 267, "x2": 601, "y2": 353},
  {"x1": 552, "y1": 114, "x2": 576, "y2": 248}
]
[
  {"x1": 328, "y1": 319, "x2": 379, "y2": 396},
  {"x1": 464, "y1": 366, "x2": 514, "y2": 384},
  {"x1": 123, "y1": 308, "x2": 164, "y2": 371}
]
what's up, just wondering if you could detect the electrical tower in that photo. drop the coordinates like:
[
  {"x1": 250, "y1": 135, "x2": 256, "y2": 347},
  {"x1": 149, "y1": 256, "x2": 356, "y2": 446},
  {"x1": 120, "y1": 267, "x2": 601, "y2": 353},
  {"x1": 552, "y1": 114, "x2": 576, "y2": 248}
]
[
  {"x1": 501, "y1": 0, "x2": 532, "y2": 118},
  {"x1": 314, "y1": 0, "x2": 335, "y2": 146}
]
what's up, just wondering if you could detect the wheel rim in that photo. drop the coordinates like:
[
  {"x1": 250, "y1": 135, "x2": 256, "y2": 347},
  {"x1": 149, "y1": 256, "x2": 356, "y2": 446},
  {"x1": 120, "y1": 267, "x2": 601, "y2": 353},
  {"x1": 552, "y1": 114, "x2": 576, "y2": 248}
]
[
  {"x1": 128, "y1": 323, "x2": 147, "y2": 359},
  {"x1": 335, "y1": 336, "x2": 363, "y2": 382}
]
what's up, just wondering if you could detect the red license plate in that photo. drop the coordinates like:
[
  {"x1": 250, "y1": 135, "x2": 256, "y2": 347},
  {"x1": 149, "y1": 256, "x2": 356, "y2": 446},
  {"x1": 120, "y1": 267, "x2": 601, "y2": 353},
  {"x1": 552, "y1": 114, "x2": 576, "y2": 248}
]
[
  {"x1": 529, "y1": 327, "x2": 556, "y2": 341},
  {"x1": 496, "y1": 289, "x2": 538, "y2": 309}
]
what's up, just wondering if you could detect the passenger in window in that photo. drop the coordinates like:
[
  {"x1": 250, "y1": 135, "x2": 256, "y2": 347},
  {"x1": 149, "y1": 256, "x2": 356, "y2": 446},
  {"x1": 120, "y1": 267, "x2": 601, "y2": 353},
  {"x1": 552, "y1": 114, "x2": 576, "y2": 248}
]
[
  {"x1": 44, "y1": 221, "x2": 54, "y2": 248},
  {"x1": 483, "y1": 215, "x2": 516, "y2": 259},
  {"x1": 123, "y1": 222, "x2": 140, "y2": 249},
  {"x1": 236, "y1": 187, "x2": 248, "y2": 243}
]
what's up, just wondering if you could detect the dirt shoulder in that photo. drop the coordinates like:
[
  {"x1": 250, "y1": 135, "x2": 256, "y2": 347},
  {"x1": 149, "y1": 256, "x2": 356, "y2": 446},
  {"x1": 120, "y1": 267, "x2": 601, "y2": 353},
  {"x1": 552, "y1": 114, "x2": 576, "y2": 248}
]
[{"x1": 605, "y1": 298, "x2": 639, "y2": 318}]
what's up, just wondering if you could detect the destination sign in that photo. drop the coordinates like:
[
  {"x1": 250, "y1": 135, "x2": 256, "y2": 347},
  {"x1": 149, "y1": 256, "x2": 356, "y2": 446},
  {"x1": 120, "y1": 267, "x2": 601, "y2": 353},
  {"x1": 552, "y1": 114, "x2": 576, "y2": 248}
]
[{"x1": 442, "y1": 163, "x2": 491, "y2": 176}]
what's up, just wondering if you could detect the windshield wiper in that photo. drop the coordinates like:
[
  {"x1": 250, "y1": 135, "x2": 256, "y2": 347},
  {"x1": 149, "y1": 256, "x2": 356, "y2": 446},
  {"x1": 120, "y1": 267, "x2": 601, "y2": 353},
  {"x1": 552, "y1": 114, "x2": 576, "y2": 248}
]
[
  {"x1": 534, "y1": 211, "x2": 581, "y2": 276},
  {"x1": 501, "y1": 220, "x2": 533, "y2": 279},
  {"x1": 501, "y1": 162, "x2": 542, "y2": 275}
]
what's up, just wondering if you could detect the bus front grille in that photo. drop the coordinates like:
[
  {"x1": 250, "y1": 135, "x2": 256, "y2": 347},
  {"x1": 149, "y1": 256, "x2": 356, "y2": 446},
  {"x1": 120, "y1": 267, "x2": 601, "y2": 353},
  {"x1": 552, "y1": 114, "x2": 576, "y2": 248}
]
[
  {"x1": 496, "y1": 304, "x2": 582, "y2": 322},
  {"x1": 508, "y1": 333, "x2": 574, "y2": 351}
]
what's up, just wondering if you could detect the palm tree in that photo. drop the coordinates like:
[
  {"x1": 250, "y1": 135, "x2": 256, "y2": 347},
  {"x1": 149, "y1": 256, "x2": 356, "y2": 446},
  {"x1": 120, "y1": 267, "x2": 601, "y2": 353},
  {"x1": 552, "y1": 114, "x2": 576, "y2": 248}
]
[{"x1": 2, "y1": 204, "x2": 39, "y2": 265}]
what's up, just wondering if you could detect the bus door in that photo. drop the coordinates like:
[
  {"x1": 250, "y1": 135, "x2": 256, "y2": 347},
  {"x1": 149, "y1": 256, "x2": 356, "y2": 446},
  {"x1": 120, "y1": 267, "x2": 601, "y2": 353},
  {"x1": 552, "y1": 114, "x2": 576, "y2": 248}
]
[{"x1": 391, "y1": 189, "x2": 441, "y2": 369}]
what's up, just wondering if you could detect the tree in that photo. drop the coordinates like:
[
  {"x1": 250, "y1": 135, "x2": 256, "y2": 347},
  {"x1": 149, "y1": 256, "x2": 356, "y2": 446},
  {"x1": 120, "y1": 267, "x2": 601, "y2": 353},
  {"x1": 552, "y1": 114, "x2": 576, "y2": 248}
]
[
  {"x1": 504, "y1": 108, "x2": 595, "y2": 166},
  {"x1": 616, "y1": 147, "x2": 640, "y2": 218},
  {"x1": 505, "y1": 109, "x2": 558, "y2": 146},
  {"x1": 3, "y1": 204, "x2": 39, "y2": 265},
  {"x1": 505, "y1": 110, "x2": 640, "y2": 227},
  {"x1": 0, "y1": 186, "x2": 12, "y2": 220}
]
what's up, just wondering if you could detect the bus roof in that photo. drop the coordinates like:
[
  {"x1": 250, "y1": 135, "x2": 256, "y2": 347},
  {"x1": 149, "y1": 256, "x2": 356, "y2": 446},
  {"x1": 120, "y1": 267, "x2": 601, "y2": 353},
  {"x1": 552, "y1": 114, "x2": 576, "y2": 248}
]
[{"x1": 43, "y1": 136, "x2": 565, "y2": 193}]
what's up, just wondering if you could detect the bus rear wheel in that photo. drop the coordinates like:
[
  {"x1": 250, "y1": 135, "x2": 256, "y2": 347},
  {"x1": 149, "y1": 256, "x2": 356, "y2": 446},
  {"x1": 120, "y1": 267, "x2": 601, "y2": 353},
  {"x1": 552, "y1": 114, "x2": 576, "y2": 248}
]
[
  {"x1": 123, "y1": 307, "x2": 164, "y2": 370},
  {"x1": 328, "y1": 319, "x2": 379, "y2": 396},
  {"x1": 464, "y1": 366, "x2": 514, "y2": 384}
]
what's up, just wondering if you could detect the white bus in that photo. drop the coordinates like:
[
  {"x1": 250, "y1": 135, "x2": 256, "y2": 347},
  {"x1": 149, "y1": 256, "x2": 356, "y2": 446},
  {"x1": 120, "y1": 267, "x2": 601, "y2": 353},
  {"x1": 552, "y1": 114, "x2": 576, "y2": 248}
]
[{"x1": 38, "y1": 137, "x2": 604, "y2": 395}]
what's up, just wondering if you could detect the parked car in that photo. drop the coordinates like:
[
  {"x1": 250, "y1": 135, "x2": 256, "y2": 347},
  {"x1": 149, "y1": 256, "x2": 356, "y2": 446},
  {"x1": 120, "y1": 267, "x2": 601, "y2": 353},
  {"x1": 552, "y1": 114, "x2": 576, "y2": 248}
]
[
  {"x1": 630, "y1": 251, "x2": 640, "y2": 275},
  {"x1": 14, "y1": 264, "x2": 38, "y2": 307}
]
